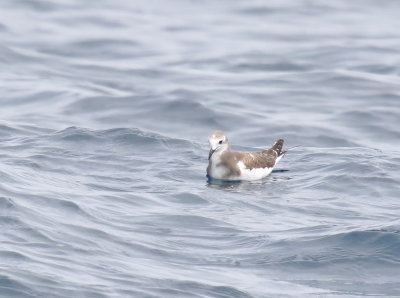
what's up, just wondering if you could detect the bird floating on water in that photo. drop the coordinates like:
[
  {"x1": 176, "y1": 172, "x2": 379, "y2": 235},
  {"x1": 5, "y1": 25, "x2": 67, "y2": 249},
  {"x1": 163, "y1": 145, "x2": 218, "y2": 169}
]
[{"x1": 207, "y1": 130, "x2": 286, "y2": 181}]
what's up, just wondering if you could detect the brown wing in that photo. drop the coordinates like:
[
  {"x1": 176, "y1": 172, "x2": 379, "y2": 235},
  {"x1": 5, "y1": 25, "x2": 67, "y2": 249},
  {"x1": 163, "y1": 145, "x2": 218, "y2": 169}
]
[
  {"x1": 220, "y1": 150, "x2": 276, "y2": 172},
  {"x1": 241, "y1": 151, "x2": 276, "y2": 169},
  {"x1": 218, "y1": 139, "x2": 285, "y2": 176},
  {"x1": 233, "y1": 139, "x2": 285, "y2": 170}
]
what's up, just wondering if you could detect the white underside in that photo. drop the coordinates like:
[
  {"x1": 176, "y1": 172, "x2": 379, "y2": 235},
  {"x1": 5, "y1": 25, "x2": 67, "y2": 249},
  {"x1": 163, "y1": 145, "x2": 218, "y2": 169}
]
[
  {"x1": 209, "y1": 160, "x2": 229, "y2": 180},
  {"x1": 236, "y1": 161, "x2": 273, "y2": 181},
  {"x1": 209, "y1": 153, "x2": 284, "y2": 181}
]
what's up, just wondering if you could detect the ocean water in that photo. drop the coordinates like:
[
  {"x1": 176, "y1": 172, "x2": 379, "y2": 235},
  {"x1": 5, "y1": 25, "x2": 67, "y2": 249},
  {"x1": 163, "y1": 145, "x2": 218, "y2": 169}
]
[{"x1": 1, "y1": 0, "x2": 400, "y2": 297}]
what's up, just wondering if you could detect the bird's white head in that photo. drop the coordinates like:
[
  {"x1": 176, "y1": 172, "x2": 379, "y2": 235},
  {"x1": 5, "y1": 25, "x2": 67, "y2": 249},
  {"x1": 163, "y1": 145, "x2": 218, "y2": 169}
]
[{"x1": 208, "y1": 130, "x2": 229, "y2": 159}]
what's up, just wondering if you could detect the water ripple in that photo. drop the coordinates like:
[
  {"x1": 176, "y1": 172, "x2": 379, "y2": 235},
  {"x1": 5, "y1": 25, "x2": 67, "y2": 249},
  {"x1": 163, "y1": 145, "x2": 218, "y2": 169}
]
[{"x1": 1, "y1": 0, "x2": 400, "y2": 297}]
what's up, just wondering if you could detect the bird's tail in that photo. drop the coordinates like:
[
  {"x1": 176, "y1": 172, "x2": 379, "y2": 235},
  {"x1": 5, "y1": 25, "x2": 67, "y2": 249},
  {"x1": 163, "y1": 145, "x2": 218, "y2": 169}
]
[{"x1": 271, "y1": 139, "x2": 286, "y2": 156}]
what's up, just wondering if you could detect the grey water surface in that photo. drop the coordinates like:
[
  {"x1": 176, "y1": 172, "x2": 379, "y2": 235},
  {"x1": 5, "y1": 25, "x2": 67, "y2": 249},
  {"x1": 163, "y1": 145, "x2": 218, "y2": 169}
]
[{"x1": 1, "y1": 0, "x2": 400, "y2": 297}]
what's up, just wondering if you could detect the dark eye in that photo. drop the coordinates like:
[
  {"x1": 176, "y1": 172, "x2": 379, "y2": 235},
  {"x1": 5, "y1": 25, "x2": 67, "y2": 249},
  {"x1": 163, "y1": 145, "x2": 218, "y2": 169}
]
[{"x1": 219, "y1": 140, "x2": 223, "y2": 144}]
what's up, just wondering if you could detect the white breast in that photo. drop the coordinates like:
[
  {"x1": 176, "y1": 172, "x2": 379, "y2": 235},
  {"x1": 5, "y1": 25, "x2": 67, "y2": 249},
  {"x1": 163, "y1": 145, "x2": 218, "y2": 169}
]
[{"x1": 208, "y1": 154, "x2": 229, "y2": 179}]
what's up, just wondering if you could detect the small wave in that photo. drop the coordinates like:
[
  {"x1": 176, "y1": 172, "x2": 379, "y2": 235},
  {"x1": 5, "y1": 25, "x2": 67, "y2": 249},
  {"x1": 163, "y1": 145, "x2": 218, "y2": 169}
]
[
  {"x1": 42, "y1": 127, "x2": 196, "y2": 156},
  {"x1": 0, "y1": 22, "x2": 7, "y2": 32},
  {"x1": 0, "y1": 275, "x2": 36, "y2": 298},
  {"x1": 0, "y1": 124, "x2": 21, "y2": 138},
  {"x1": 0, "y1": 197, "x2": 15, "y2": 210},
  {"x1": 251, "y1": 229, "x2": 400, "y2": 269}
]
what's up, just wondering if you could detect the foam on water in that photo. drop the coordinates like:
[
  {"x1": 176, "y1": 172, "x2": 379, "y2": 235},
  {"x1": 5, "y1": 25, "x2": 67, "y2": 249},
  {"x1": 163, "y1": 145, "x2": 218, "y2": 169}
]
[{"x1": 1, "y1": 0, "x2": 400, "y2": 297}]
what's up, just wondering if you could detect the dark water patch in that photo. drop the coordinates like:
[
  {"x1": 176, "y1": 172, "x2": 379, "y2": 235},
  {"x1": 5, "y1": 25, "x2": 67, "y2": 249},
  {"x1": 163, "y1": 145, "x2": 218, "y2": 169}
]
[
  {"x1": 295, "y1": 148, "x2": 400, "y2": 200},
  {"x1": 0, "y1": 124, "x2": 51, "y2": 143},
  {"x1": 0, "y1": 168, "x2": 21, "y2": 184},
  {"x1": 373, "y1": 93, "x2": 400, "y2": 106},
  {"x1": 102, "y1": 127, "x2": 186, "y2": 149},
  {"x1": 0, "y1": 275, "x2": 36, "y2": 298},
  {"x1": 84, "y1": 182, "x2": 131, "y2": 193},
  {"x1": 0, "y1": 46, "x2": 41, "y2": 65},
  {"x1": 41, "y1": 39, "x2": 142, "y2": 60},
  {"x1": 7, "y1": 0, "x2": 59, "y2": 11},
  {"x1": 64, "y1": 96, "x2": 141, "y2": 113},
  {"x1": 4, "y1": 90, "x2": 67, "y2": 106},
  {"x1": 352, "y1": 64, "x2": 398, "y2": 75},
  {"x1": 132, "y1": 215, "x2": 240, "y2": 238},
  {"x1": 313, "y1": 135, "x2": 360, "y2": 147},
  {"x1": 295, "y1": 279, "x2": 400, "y2": 297},
  {"x1": 56, "y1": 15, "x2": 125, "y2": 29},
  {"x1": 50, "y1": 127, "x2": 104, "y2": 143},
  {"x1": 315, "y1": 74, "x2": 382, "y2": 90},
  {"x1": 252, "y1": 230, "x2": 400, "y2": 271},
  {"x1": 2, "y1": 221, "x2": 55, "y2": 244},
  {"x1": 226, "y1": 61, "x2": 312, "y2": 73},
  {"x1": 109, "y1": 130, "x2": 164, "y2": 149},
  {"x1": 149, "y1": 214, "x2": 238, "y2": 233},
  {"x1": 26, "y1": 154, "x2": 75, "y2": 174},
  {"x1": 339, "y1": 110, "x2": 381, "y2": 123},
  {"x1": 146, "y1": 98, "x2": 222, "y2": 134},
  {"x1": 0, "y1": 22, "x2": 7, "y2": 31},
  {"x1": 272, "y1": 169, "x2": 289, "y2": 173},
  {"x1": 236, "y1": 2, "x2": 341, "y2": 17},
  {"x1": 0, "y1": 250, "x2": 31, "y2": 262},
  {"x1": 0, "y1": 215, "x2": 24, "y2": 230},
  {"x1": 46, "y1": 198, "x2": 89, "y2": 218},
  {"x1": 154, "y1": 279, "x2": 252, "y2": 298},
  {"x1": 71, "y1": 39, "x2": 141, "y2": 51},
  {"x1": 169, "y1": 192, "x2": 210, "y2": 205},
  {"x1": 42, "y1": 126, "x2": 192, "y2": 155},
  {"x1": 0, "y1": 123, "x2": 24, "y2": 137},
  {"x1": 0, "y1": 197, "x2": 15, "y2": 211},
  {"x1": 336, "y1": 109, "x2": 400, "y2": 142},
  {"x1": 207, "y1": 177, "x2": 242, "y2": 186}
]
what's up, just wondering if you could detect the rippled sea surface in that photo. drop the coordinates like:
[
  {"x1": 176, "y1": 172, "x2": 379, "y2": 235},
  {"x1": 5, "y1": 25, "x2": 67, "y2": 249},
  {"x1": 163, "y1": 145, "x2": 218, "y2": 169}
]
[{"x1": 1, "y1": 0, "x2": 400, "y2": 297}]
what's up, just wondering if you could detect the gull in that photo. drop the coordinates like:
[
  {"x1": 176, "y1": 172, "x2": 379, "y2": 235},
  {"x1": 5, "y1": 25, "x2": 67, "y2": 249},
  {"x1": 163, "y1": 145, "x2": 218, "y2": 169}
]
[{"x1": 207, "y1": 130, "x2": 286, "y2": 181}]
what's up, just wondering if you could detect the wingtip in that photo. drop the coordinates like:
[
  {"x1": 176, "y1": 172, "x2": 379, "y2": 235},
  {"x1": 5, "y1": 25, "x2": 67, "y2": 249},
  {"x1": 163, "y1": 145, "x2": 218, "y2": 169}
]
[{"x1": 272, "y1": 139, "x2": 285, "y2": 156}]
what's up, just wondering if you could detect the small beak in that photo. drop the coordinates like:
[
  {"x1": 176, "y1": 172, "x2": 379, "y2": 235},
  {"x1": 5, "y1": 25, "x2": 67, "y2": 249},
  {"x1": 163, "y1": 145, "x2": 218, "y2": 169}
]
[{"x1": 208, "y1": 148, "x2": 216, "y2": 160}]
